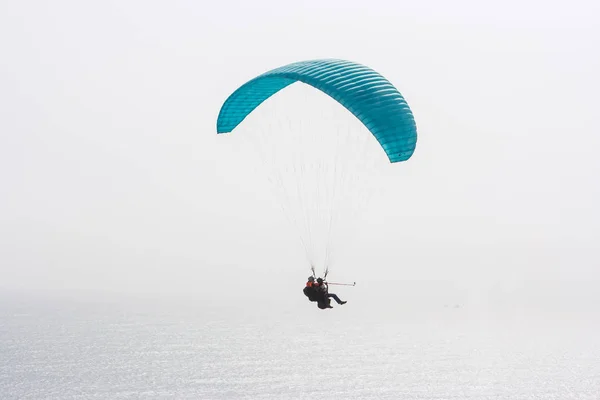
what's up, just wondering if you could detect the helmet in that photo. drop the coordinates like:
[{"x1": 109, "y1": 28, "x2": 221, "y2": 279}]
[
  {"x1": 317, "y1": 278, "x2": 324, "y2": 284},
  {"x1": 308, "y1": 276, "x2": 315, "y2": 281}
]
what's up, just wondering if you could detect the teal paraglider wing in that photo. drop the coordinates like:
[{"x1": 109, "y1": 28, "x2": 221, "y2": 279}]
[{"x1": 216, "y1": 59, "x2": 417, "y2": 163}]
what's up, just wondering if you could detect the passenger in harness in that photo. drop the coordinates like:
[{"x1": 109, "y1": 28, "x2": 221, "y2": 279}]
[{"x1": 315, "y1": 277, "x2": 346, "y2": 309}]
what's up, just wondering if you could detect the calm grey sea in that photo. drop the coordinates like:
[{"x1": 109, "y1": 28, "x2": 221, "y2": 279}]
[{"x1": 1, "y1": 289, "x2": 599, "y2": 400}]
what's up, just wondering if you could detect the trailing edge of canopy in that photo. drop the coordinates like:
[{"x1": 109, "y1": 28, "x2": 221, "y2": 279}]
[{"x1": 216, "y1": 59, "x2": 417, "y2": 163}]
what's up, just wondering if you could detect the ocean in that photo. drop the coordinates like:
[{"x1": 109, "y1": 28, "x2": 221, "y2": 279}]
[{"x1": 1, "y1": 289, "x2": 599, "y2": 399}]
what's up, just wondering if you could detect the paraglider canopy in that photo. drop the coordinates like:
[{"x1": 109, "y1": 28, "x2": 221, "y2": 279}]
[{"x1": 217, "y1": 59, "x2": 417, "y2": 163}]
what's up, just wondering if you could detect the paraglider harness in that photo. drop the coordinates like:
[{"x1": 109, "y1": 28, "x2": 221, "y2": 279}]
[
  {"x1": 303, "y1": 266, "x2": 330, "y2": 306},
  {"x1": 303, "y1": 279, "x2": 320, "y2": 302}
]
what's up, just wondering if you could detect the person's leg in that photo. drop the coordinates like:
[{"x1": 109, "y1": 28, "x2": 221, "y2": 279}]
[{"x1": 327, "y1": 293, "x2": 344, "y2": 304}]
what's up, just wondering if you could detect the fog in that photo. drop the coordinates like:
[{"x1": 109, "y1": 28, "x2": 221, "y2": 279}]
[{"x1": 1, "y1": 0, "x2": 598, "y2": 312}]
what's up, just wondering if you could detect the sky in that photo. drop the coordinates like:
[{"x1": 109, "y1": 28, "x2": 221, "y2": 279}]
[{"x1": 1, "y1": 0, "x2": 599, "y2": 308}]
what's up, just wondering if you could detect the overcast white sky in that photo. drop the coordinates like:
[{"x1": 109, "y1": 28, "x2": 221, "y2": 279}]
[{"x1": 1, "y1": 0, "x2": 598, "y2": 306}]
